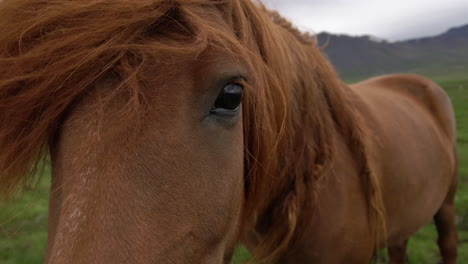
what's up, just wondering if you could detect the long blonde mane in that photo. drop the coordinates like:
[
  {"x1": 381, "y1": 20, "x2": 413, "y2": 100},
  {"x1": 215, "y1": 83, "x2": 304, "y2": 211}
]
[{"x1": 0, "y1": 0, "x2": 385, "y2": 262}]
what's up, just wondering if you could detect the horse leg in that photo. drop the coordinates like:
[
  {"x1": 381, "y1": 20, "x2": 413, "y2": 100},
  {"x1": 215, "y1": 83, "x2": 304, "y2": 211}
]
[
  {"x1": 434, "y1": 198, "x2": 458, "y2": 264},
  {"x1": 388, "y1": 239, "x2": 408, "y2": 264}
]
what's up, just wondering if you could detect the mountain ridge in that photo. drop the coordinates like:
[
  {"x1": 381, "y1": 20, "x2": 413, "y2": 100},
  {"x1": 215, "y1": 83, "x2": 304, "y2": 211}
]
[{"x1": 317, "y1": 24, "x2": 468, "y2": 80}]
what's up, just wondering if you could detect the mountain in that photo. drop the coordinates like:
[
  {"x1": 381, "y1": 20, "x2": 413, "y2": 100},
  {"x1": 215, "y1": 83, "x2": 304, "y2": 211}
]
[{"x1": 317, "y1": 24, "x2": 468, "y2": 80}]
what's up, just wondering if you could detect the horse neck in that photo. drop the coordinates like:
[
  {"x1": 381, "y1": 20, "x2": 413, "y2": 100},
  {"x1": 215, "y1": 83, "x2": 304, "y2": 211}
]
[{"x1": 256, "y1": 16, "x2": 385, "y2": 250}]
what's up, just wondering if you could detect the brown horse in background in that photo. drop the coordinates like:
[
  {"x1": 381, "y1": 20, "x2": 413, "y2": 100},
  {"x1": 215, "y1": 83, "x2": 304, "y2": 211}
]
[{"x1": 0, "y1": 0, "x2": 458, "y2": 263}]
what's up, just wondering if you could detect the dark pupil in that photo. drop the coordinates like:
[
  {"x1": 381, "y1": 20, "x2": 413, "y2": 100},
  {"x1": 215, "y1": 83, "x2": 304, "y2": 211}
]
[{"x1": 214, "y1": 84, "x2": 243, "y2": 111}]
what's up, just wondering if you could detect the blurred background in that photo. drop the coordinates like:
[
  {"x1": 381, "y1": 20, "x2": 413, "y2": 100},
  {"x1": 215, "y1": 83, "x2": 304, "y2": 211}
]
[
  {"x1": 1, "y1": 1, "x2": 467, "y2": 264},
  {"x1": 264, "y1": 0, "x2": 468, "y2": 81}
]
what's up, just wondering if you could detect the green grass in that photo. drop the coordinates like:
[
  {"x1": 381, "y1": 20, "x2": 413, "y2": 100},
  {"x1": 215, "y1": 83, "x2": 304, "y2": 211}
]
[
  {"x1": 1, "y1": 78, "x2": 467, "y2": 264},
  {"x1": 0, "y1": 172, "x2": 50, "y2": 264}
]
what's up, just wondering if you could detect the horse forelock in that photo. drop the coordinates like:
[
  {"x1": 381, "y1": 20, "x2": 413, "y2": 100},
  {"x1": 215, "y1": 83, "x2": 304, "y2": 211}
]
[
  {"x1": 0, "y1": 0, "x2": 386, "y2": 262},
  {"x1": 0, "y1": 0, "x2": 235, "y2": 198}
]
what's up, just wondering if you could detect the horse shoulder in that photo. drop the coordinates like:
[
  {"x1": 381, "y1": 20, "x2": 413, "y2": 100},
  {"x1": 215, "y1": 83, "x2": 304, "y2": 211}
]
[{"x1": 352, "y1": 73, "x2": 456, "y2": 144}]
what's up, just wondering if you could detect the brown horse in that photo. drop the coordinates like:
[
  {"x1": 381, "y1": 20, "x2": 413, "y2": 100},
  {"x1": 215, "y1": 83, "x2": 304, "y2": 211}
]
[{"x1": 0, "y1": 0, "x2": 458, "y2": 263}]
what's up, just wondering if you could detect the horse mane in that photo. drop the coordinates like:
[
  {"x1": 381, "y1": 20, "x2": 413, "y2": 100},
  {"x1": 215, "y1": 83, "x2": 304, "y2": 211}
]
[
  {"x1": 235, "y1": 2, "x2": 386, "y2": 262},
  {"x1": 0, "y1": 0, "x2": 385, "y2": 262}
]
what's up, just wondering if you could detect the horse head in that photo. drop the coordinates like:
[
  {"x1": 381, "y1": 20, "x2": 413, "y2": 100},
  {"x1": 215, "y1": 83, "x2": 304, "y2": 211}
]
[{"x1": 0, "y1": 0, "x2": 384, "y2": 263}]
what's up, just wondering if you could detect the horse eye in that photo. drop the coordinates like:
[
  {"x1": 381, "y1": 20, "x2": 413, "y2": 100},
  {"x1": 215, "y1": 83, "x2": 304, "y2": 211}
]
[{"x1": 210, "y1": 83, "x2": 243, "y2": 115}]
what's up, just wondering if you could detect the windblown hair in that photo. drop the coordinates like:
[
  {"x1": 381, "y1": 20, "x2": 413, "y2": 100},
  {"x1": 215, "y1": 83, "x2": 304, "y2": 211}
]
[{"x1": 0, "y1": 0, "x2": 385, "y2": 262}]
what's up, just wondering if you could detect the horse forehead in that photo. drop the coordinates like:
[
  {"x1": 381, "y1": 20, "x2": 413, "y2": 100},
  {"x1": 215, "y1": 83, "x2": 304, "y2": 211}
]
[{"x1": 184, "y1": 1, "x2": 234, "y2": 29}]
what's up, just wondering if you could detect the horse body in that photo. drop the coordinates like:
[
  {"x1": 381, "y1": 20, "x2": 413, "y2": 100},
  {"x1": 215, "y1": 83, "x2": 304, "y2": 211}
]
[
  {"x1": 354, "y1": 74, "x2": 457, "y2": 241},
  {"x1": 354, "y1": 74, "x2": 458, "y2": 263},
  {"x1": 247, "y1": 74, "x2": 458, "y2": 263},
  {"x1": 0, "y1": 1, "x2": 458, "y2": 263}
]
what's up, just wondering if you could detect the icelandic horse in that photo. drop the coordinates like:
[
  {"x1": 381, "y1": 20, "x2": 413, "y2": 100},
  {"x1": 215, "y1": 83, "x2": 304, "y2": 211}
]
[{"x1": 0, "y1": 0, "x2": 458, "y2": 263}]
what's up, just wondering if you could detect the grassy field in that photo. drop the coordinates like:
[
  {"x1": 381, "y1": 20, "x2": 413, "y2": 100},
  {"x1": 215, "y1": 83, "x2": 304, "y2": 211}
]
[{"x1": 1, "y1": 78, "x2": 467, "y2": 263}]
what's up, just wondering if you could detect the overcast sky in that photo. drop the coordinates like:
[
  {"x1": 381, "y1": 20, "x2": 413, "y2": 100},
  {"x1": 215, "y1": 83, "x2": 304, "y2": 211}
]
[{"x1": 261, "y1": 0, "x2": 468, "y2": 41}]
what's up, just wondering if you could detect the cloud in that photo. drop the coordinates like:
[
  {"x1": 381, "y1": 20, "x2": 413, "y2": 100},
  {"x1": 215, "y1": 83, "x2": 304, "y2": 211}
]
[{"x1": 261, "y1": 0, "x2": 468, "y2": 41}]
